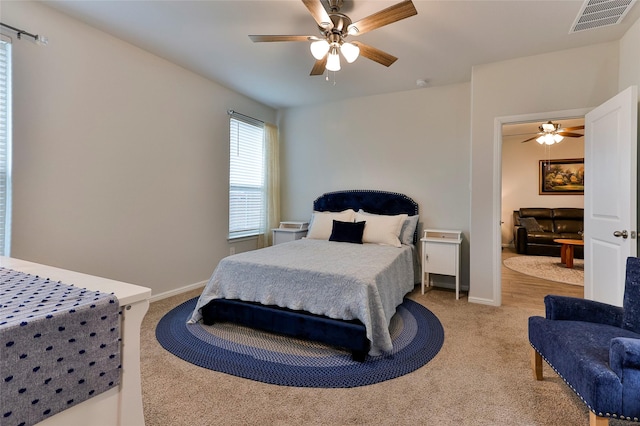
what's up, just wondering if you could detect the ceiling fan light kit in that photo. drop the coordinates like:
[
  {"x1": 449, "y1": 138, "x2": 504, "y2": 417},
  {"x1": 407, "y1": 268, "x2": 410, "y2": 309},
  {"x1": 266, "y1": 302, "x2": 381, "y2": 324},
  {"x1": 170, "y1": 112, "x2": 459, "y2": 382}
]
[
  {"x1": 249, "y1": 0, "x2": 417, "y2": 76},
  {"x1": 521, "y1": 120, "x2": 584, "y2": 145},
  {"x1": 536, "y1": 133, "x2": 564, "y2": 145}
]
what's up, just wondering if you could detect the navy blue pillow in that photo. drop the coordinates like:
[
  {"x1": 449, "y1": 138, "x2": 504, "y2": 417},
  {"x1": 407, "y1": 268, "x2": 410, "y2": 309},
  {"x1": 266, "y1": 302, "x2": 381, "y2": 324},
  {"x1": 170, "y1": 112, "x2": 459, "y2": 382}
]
[{"x1": 329, "y1": 220, "x2": 366, "y2": 244}]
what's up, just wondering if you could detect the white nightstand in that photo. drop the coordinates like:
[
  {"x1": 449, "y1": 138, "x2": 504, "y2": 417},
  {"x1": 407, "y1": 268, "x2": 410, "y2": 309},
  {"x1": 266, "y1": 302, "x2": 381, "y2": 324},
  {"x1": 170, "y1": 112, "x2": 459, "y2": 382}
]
[
  {"x1": 421, "y1": 229, "x2": 463, "y2": 299},
  {"x1": 272, "y1": 221, "x2": 308, "y2": 245}
]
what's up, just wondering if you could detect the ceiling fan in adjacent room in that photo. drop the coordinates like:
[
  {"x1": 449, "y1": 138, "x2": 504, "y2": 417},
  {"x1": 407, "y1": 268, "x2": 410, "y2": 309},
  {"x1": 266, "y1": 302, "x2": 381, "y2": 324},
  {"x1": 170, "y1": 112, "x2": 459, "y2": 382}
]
[
  {"x1": 249, "y1": 0, "x2": 418, "y2": 75},
  {"x1": 520, "y1": 121, "x2": 585, "y2": 145}
]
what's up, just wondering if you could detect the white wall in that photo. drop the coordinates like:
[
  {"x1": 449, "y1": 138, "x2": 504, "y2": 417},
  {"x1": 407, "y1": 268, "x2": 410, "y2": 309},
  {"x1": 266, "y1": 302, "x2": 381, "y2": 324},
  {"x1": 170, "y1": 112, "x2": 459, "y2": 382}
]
[
  {"x1": 280, "y1": 83, "x2": 471, "y2": 289},
  {"x1": 470, "y1": 42, "x2": 620, "y2": 305},
  {"x1": 501, "y1": 136, "x2": 584, "y2": 245},
  {"x1": 3, "y1": 1, "x2": 276, "y2": 297},
  {"x1": 619, "y1": 16, "x2": 640, "y2": 91}
]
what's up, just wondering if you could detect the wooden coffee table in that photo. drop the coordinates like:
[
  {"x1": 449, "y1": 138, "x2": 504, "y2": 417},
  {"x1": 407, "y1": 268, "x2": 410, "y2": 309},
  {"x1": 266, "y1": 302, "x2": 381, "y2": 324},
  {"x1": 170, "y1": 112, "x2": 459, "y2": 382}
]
[{"x1": 554, "y1": 239, "x2": 584, "y2": 268}]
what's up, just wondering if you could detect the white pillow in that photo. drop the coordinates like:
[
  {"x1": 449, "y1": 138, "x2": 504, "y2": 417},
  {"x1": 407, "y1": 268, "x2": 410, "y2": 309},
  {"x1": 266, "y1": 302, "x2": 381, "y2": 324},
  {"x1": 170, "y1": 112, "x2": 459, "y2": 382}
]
[
  {"x1": 306, "y1": 209, "x2": 356, "y2": 240},
  {"x1": 355, "y1": 211, "x2": 408, "y2": 247}
]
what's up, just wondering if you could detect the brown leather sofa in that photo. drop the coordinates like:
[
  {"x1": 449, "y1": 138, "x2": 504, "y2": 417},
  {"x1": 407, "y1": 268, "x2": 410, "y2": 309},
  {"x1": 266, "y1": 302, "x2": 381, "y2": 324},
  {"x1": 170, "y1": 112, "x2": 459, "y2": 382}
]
[{"x1": 513, "y1": 208, "x2": 584, "y2": 258}]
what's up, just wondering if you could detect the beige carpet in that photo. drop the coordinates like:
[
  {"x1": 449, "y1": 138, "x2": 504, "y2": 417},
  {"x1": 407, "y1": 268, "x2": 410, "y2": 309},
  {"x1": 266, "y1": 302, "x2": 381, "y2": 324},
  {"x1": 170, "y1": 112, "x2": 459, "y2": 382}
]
[
  {"x1": 503, "y1": 255, "x2": 584, "y2": 286},
  {"x1": 139, "y1": 287, "x2": 632, "y2": 426}
]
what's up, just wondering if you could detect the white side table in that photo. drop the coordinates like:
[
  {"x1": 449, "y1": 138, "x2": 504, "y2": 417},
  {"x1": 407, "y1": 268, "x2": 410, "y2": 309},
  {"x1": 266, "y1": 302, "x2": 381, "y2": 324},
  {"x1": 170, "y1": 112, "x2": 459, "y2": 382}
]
[
  {"x1": 421, "y1": 229, "x2": 463, "y2": 299},
  {"x1": 272, "y1": 228, "x2": 308, "y2": 245}
]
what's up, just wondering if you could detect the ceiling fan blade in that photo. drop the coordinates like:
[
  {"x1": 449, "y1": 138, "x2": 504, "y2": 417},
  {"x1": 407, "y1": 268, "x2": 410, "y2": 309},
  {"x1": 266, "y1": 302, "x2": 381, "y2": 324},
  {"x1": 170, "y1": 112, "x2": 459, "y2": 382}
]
[
  {"x1": 560, "y1": 125, "x2": 585, "y2": 132},
  {"x1": 302, "y1": 0, "x2": 333, "y2": 30},
  {"x1": 557, "y1": 132, "x2": 584, "y2": 138},
  {"x1": 249, "y1": 35, "x2": 314, "y2": 42},
  {"x1": 521, "y1": 136, "x2": 539, "y2": 143},
  {"x1": 352, "y1": 41, "x2": 397, "y2": 67},
  {"x1": 310, "y1": 56, "x2": 327, "y2": 76},
  {"x1": 348, "y1": 0, "x2": 417, "y2": 35}
]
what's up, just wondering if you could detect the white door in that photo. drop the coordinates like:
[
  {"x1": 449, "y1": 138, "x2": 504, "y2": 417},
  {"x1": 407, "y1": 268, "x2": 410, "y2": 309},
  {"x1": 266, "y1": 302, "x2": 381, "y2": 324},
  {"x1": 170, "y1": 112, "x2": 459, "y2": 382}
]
[{"x1": 584, "y1": 85, "x2": 638, "y2": 306}]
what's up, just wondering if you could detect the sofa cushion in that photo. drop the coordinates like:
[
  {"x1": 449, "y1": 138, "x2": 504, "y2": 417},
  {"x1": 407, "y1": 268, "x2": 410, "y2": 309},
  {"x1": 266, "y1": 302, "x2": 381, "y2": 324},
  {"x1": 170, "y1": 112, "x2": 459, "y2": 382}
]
[
  {"x1": 520, "y1": 208, "x2": 553, "y2": 219},
  {"x1": 553, "y1": 208, "x2": 584, "y2": 220}
]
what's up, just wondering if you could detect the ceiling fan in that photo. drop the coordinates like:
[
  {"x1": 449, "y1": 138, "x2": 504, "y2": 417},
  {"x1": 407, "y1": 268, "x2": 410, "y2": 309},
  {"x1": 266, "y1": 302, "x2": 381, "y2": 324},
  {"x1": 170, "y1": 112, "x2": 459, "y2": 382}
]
[
  {"x1": 249, "y1": 0, "x2": 418, "y2": 75},
  {"x1": 521, "y1": 121, "x2": 585, "y2": 145}
]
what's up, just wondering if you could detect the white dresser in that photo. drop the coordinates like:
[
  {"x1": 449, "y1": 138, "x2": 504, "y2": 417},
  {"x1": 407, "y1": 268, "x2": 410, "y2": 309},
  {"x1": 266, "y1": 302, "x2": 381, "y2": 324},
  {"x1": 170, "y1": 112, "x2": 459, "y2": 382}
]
[{"x1": 0, "y1": 257, "x2": 151, "y2": 426}]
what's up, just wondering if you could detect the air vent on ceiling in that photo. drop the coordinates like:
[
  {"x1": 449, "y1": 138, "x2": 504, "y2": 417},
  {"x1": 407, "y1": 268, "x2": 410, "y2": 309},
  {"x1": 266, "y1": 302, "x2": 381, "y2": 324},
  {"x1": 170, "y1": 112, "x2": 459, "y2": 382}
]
[{"x1": 570, "y1": 0, "x2": 637, "y2": 32}]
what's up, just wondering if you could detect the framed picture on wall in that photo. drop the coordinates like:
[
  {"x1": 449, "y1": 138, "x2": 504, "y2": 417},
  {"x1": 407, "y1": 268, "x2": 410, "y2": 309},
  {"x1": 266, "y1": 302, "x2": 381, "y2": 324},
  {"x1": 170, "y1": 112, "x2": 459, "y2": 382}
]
[{"x1": 539, "y1": 158, "x2": 584, "y2": 195}]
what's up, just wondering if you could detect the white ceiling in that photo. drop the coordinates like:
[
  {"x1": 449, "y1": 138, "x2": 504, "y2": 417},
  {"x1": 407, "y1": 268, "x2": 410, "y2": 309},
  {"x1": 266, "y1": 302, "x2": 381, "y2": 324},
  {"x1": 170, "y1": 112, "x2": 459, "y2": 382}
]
[{"x1": 43, "y1": 0, "x2": 640, "y2": 109}]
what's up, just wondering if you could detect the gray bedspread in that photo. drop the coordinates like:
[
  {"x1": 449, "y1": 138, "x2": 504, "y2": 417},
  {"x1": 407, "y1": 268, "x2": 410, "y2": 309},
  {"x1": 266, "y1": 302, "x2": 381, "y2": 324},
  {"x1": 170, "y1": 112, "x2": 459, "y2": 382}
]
[{"x1": 188, "y1": 239, "x2": 415, "y2": 355}]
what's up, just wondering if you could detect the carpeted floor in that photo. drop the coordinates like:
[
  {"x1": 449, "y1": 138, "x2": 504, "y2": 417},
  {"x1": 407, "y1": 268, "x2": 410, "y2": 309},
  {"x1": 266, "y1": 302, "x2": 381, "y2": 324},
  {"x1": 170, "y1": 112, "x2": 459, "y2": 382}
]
[
  {"x1": 503, "y1": 255, "x2": 584, "y2": 286},
  {"x1": 140, "y1": 286, "x2": 634, "y2": 425}
]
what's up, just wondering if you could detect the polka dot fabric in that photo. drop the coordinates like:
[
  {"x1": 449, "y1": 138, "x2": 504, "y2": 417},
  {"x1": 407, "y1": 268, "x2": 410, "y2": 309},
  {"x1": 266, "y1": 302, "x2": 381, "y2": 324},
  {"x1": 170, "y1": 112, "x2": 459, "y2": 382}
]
[{"x1": 0, "y1": 267, "x2": 120, "y2": 426}]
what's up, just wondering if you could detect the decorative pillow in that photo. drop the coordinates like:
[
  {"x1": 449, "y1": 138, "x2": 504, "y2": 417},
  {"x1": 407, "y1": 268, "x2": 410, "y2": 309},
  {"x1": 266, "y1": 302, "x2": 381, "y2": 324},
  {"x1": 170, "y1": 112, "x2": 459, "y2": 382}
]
[
  {"x1": 306, "y1": 209, "x2": 356, "y2": 240},
  {"x1": 399, "y1": 215, "x2": 420, "y2": 245},
  {"x1": 519, "y1": 217, "x2": 544, "y2": 233},
  {"x1": 329, "y1": 220, "x2": 366, "y2": 244},
  {"x1": 355, "y1": 211, "x2": 407, "y2": 247}
]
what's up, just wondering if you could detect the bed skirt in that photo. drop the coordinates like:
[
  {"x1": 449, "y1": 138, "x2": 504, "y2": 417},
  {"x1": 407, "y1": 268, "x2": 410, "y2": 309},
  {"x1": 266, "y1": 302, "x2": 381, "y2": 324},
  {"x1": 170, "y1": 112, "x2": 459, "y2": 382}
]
[{"x1": 202, "y1": 299, "x2": 370, "y2": 361}]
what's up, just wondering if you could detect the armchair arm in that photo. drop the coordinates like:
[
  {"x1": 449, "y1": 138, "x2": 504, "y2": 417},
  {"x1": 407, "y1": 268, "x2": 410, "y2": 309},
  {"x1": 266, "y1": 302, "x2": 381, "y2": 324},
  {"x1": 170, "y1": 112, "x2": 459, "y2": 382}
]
[
  {"x1": 610, "y1": 338, "x2": 640, "y2": 416},
  {"x1": 545, "y1": 295, "x2": 624, "y2": 326},
  {"x1": 610, "y1": 337, "x2": 640, "y2": 379}
]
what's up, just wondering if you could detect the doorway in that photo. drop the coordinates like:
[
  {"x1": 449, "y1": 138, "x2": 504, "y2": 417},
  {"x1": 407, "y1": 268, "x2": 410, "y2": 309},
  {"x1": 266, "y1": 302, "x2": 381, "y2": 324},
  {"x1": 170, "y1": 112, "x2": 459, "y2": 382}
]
[{"x1": 495, "y1": 108, "x2": 591, "y2": 306}]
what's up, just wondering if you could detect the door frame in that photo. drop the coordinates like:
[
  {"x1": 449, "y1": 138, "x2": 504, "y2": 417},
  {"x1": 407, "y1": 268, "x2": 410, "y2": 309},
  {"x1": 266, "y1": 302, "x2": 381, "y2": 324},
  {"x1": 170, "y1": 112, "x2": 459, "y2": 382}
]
[{"x1": 494, "y1": 107, "x2": 591, "y2": 305}]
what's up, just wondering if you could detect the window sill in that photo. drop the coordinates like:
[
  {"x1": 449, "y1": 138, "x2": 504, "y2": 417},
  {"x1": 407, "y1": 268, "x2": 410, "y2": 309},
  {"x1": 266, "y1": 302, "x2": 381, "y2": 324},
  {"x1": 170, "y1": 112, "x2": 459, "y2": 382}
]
[{"x1": 227, "y1": 233, "x2": 263, "y2": 243}]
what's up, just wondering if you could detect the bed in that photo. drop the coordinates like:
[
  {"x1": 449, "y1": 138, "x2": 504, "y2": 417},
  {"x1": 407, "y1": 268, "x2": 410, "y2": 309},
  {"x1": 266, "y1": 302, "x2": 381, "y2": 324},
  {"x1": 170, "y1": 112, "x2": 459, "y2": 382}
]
[
  {"x1": 188, "y1": 190, "x2": 419, "y2": 360},
  {"x1": 0, "y1": 257, "x2": 151, "y2": 426}
]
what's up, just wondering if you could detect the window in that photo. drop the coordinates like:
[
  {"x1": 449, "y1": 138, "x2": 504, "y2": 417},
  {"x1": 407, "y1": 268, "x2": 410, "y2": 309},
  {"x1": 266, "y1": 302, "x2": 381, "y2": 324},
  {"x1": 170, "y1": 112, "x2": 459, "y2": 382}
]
[
  {"x1": 0, "y1": 38, "x2": 11, "y2": 256},
  {"x1": 229, "y1": 114, "x2": 265, "y2": 239}
]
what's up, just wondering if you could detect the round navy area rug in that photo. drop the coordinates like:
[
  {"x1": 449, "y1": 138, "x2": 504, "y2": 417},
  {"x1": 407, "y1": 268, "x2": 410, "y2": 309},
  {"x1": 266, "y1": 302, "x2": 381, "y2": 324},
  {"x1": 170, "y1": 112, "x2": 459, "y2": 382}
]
[{"x1": 156, "y1": 297, "x2": 444, "y2": 388}]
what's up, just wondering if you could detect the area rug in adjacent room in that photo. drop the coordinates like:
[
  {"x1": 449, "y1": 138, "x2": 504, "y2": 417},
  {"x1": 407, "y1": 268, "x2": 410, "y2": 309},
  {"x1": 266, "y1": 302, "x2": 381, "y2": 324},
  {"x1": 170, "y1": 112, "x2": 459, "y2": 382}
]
[
  {"x1": 503, "y1": 255, "x2": 584, "y2": 286},
  {"x1": 156, "y1": 297, "x2": 444, "y2": 388}
]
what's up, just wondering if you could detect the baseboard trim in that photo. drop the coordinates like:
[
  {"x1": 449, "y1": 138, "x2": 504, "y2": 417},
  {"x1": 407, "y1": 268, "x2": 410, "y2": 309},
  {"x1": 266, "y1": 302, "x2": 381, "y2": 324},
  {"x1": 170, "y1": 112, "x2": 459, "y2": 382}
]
[
  {"x1": 468, "y1": 296, "x2": 500, "y2": 306},
  {"x1": 150, "y1": 280, "x2": 207, "y2": 303}
]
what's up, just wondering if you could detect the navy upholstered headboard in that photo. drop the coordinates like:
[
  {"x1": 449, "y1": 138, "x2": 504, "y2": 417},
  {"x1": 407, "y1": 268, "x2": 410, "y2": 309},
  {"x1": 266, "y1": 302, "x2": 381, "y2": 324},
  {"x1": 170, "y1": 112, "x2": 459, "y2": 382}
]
[{"x1": 312, "y1": 190, "x2": 419, "y2": 243}]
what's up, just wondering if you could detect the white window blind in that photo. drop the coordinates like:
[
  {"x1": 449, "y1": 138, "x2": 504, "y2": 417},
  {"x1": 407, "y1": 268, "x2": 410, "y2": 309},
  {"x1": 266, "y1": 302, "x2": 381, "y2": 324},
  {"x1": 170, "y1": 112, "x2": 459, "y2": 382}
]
[
  {"x1": 229, "y1": 114, "x2": 265, "y2": 239},
  {"x1": 0, "y1": 38, "x2": 11, "y2": 256}
]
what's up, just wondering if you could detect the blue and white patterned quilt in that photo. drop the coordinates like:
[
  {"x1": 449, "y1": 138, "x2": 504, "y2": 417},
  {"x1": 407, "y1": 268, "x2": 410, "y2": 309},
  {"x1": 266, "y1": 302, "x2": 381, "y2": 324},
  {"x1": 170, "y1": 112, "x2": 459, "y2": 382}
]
[
  {"x1": 189, "y1": 239, "x2": 415, "y2": 355},
  {"x1": 0, "y1": 267, "x2": 120, "y2": 426}
]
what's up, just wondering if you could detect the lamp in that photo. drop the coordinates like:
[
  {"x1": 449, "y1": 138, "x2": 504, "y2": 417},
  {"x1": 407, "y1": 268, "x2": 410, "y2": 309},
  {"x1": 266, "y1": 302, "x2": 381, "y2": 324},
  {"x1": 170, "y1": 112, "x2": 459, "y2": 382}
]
[
  {"x1": 326, "y1": 46, "x2": 341, "y2": 71},
  {"x1": 340, "y1": 42, "x2": 360, "y2": 63},
  {"x1": 310, "y1": 40, "x2": 330, "y2": 60}
]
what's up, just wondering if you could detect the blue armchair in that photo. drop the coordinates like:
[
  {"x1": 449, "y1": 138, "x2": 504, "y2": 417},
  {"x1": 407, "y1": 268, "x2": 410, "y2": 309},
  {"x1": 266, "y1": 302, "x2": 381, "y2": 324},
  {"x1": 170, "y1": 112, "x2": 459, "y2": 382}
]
[{"x1": 529, "y1": 257, "x2": 640, "y2": 426}]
